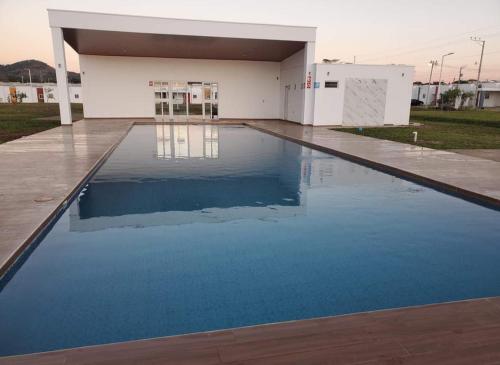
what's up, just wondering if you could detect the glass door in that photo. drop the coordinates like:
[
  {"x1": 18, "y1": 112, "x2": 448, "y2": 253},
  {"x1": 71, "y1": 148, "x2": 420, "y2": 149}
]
[
  {"x1": 188, "y1": 82, "x2": 203, "y2": 119},
  {"x1": 171, "y1": 82, "x2": 188, "y2": 120},
  {"x1": 154, "y1": 82, "x2": 170, "y2": 120},
  {"x1": 202, "y1": 82, "x2": 219, "y2": 120},
  {"x1": 154, "y1": 81, "x2": 218, "y2": 121}
]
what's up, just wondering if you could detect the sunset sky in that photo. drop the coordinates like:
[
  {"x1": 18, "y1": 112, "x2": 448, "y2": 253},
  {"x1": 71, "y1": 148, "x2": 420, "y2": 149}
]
[{"x1": 1, "y1": 0, "x2": 499, "y2": 82}]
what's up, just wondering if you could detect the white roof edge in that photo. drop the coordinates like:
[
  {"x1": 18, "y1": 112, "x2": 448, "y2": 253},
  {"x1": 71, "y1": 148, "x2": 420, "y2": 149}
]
[
  {"x1": 47, "y1": 8, "x2": 317, "y2": 29},
  {"x1": 47, "y1": 9, "x2": 316, "y2": 42}
]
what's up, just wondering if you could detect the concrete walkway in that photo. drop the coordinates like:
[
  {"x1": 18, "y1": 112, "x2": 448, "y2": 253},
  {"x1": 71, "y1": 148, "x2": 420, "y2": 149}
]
[
  {"x1": 247, "y1": 120, "x2": 500, "y2": 207},
  {"x1": 0, "y1": 119, "x2": 135, "y2": 275},
  {"x1": 450, "y1": 149, "x2": 500, "y2": 163}
]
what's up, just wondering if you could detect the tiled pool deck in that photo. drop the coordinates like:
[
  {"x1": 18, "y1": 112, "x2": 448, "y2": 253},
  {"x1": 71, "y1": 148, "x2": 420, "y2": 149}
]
[
  {"x1": 1, "y1": 118, "x2": 500, "y2": 363},
  {"x1": 2, "y1": 297, "x2": 500, "y2": 364}
]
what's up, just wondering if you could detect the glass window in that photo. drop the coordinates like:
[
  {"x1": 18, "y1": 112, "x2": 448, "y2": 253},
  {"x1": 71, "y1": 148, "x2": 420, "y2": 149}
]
[
  {"x1": 162, "y1": 101, "x2": 169, "y2": 115},
  {"x1": 204, "y1": 86, "x2": 211, "y2": 100},
  {"x1": 325, "y1": 81, "x2": 338, "y2": 88}
]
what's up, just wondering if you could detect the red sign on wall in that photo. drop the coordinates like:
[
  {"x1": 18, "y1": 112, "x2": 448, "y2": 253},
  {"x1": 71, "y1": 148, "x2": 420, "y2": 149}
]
[{"x1": 306, "y1": 72, "x2": 312, "y2": 89}]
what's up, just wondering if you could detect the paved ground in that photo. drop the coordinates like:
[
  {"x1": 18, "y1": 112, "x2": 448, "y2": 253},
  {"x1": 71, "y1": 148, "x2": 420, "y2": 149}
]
[
  {"x1": 35, "y1": 113, "x2": 84, "y2": 121},
  {"x1": 450, "y1": 149, "x2": 500, "y2": 162},
  {"x1": 247, "y1": 120, "x2": 500, "y2": 207},
  {"x1": 0, "y1": 119, "x2": 135, "y2": 275},
  {"x1": 2, "y1": 297, "x2": 500, "y2": 365}
]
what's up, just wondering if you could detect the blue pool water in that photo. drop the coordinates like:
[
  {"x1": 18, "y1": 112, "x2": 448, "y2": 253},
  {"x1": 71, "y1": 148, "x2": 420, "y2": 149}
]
[{"x1": 1, "y1": 125, "x2": 500, "y2": 356}]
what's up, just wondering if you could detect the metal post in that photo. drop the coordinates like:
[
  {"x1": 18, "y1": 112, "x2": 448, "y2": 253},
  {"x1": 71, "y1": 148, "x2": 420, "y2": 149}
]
[
  {"x1": 436, "y1": 52, "x2": 454, "y2": 108},
  {"x1": 426, "y1": 60, "x2": 436, "y2": 106},
  {"x1": 457, "y1": 66, "x2": 464, "y2": 88},
  {"x1": 471, "y1": 37, "x2": 485, "y2": 108},
  {"x1": 27, "y1": 69, "x2": 33, "y2": 102}
]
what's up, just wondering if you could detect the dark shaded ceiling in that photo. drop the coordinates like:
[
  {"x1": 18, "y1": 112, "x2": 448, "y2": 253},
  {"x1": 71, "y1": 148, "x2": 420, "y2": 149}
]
[{"x1": 63, "y1": 28, "x2": 305, "y2": 62}]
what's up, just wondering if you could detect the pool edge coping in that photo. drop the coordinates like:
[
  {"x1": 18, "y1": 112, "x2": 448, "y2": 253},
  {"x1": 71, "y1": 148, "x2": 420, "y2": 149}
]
[{"x1": 1, "y1": 295, "x2": 500, "y2": 360}]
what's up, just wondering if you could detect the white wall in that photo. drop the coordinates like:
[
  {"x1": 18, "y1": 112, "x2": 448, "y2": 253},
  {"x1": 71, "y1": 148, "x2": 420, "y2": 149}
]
[
  {"x1": 412, "y1": 84, "x2": 476, "y2": 105},
  {"x1": 80, "y1": 55, "x2": 281, "y2": 119},
  {"x1": 0, "y1": 83, "x2": 82, "y2": 103},
  {"x1": 0, "y1": 86, "x2": 8, "y2": 103},
  {"x1": 279, "y1": 49, "x2": 305, "y2": 124},
  {"x1": 483, "y1": 91, "x2": 500, "y2": 107},
  {"x1": 313, "y1": 64, "x2": 414, "y2": 126}
]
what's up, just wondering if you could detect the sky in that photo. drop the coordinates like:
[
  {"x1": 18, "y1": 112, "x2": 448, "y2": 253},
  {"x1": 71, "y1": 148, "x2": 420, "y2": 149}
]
[{"x1": 1, "y1": 0, "x2": 500, "y2": 82}]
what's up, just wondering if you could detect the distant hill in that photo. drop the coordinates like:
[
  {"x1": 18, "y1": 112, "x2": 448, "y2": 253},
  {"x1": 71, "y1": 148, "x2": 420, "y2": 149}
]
[{"x1": 0, "y1": 60, "x2": 80, "y2": 83}]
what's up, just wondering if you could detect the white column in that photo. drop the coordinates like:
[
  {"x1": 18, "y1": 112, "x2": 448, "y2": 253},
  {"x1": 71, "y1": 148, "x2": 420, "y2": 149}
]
[
  {"x1": 302, "y1": 41, "x2": 316, "y2": 125},
  {"x1": 51, "y1": 27, "x2": 72, "y2": 125}
]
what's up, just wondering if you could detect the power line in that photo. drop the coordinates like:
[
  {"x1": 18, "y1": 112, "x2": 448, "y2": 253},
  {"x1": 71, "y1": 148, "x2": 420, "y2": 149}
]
[
  {"x1": 359, "y1": 38, "x2": 468, "y2": 63},
  {"x1": 355, "y1": 25, "x2": 500, "y2": 60},
  {"x1": 357, "y1": 30, "x2": 500, "y2": 64}
]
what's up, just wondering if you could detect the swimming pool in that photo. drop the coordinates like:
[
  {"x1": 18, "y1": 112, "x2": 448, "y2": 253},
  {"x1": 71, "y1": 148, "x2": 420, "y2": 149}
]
[{"x1": 1, "y1": 124, "x2": 499, "y2": 356}]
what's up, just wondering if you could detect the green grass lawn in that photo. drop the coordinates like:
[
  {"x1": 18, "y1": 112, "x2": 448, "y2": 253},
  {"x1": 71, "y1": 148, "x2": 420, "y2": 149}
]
[
  {"x1": 333, "y1": 109, "x2": 500, "y2": 150},
  {"x1": 0, "y1": 103, "x2": 83, "y2": 143}
]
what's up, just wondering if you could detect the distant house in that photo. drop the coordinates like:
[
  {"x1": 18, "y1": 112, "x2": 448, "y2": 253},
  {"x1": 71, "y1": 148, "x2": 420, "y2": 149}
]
[
  {"x1": 0, "y1": 82, "x2": 82, "y2": 104},
  {"x1": 479, "y1": 83, "x2": 500, "y2": 108},
  {"x1": 412, "y1": 82, "x2": 500, "y2": 108}
]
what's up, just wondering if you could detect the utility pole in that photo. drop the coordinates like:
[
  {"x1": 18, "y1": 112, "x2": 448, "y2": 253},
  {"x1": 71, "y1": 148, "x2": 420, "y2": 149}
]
[
  {"x1": 436, "y1": 52, "x2": 454, "y2": 108},
  {"x1": 353, "y1": 55, "x2": 356, "y2": 64},
  {"x1": 26, "y1": 68, "x2": 33, "y2": 102},
  {"x1": 456, "y1": 65, "x2": 466, "y2": 90},
  {"x1": 426, "y1": 60, "x2": 437, "y2": 106},
  {"x1": 471, "y1": 36, "x2": 485, "y2": 108}
]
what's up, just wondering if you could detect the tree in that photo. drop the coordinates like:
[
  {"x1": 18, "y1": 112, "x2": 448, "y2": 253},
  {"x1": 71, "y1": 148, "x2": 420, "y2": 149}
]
[
  {"x1": 440, "y1": 89, "x2": 475, "y2": 109},
  {"x1": 16, "y1": 92, "x2": 27, "y2": 103},
  {"x1": 440, "y1": 88, "x2": 461, "y2": 106},
  {"x1": 460, "y1": 91, "x2": 475, "y2": 109}
]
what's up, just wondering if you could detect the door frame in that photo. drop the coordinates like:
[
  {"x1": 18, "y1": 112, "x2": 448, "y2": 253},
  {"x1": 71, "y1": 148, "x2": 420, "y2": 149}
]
[
  {"x1": 284, "y1": 85, "x2": 290, "y2": 120},
  {"x1": 153, "y1": 80, "x2": 219, "y2": 121}
]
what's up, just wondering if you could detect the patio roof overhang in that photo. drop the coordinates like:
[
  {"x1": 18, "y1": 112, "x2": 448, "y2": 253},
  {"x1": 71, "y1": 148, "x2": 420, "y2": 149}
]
[
  {"x1": 48, "y1": 9, "x2": 316, "y2": 62},
  {"x1": 61, "y1": 29, "x2": 306, "y2": 62}
]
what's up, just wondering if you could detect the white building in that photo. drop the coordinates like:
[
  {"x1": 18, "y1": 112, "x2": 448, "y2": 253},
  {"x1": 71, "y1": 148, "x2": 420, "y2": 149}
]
[
  {"x1": 48, "y1": 9, "x2": 413, "y2": 126},
  {"x1": 0, "y1": 82, "x2": 82, "y2": 104},
  {"x1": 412, "y1": 82, "x2": 500, "y2": 108},
  {"x1": 480, "y1": 82, "x2": 500, "y2": 108}
]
